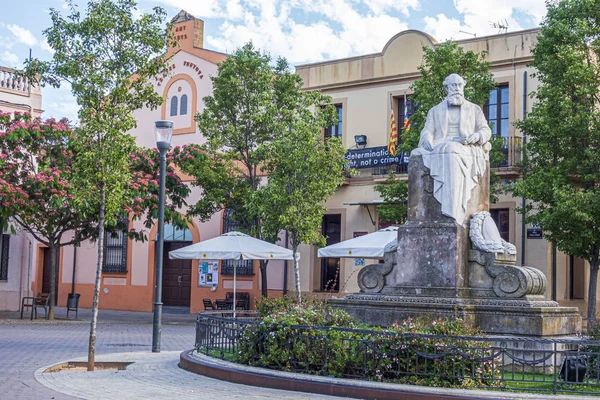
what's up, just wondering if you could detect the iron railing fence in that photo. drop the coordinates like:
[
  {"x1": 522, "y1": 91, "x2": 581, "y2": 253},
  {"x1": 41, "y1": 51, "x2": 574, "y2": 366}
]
[
  {"x1": 493, "y1": 136, "x2": 522, "y2": 168},
  {"x1": 196, "y1": 312, "x2": 600, "y2": 396}
]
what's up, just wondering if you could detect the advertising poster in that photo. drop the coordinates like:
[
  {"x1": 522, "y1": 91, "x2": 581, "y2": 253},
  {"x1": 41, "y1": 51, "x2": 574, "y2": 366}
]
[{"x1": 198, "y1": 261, "x2": 219, "y2": 287}]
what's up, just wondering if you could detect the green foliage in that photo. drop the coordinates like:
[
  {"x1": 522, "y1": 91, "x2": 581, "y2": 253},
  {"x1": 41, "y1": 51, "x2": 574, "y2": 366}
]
[
  {"x1": 235, "y1": 299, "x2": 500, "y2": 387},
  {"x1": 374, "y1": 173, "x2": 408, "y2": 225},
  {"x1": 513, "y1": 0, "x2": 600, "y2": 321},
  {"x1": 191, "y1": 42, "x2": 346, "y2": 297},
  {"x1": 0, "y1": 112, "x2": 95, "y2": 245},
  {"x1": 402, "y1": 42, "x2": 496, "y2": 154},
  {"x1": 24, "y1": 0, "x2": 175, "y2": 226}
]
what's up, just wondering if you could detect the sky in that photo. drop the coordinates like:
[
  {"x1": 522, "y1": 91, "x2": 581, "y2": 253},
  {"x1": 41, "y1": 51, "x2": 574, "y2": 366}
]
[{"x1": 0, "y1": 0, "x2": 548, "y2": 122}]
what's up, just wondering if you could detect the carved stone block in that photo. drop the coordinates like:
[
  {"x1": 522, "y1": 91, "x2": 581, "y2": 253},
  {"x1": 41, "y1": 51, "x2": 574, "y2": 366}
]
[{"x1": 381, "y1": 220, "x2": 468, "y2": 297}]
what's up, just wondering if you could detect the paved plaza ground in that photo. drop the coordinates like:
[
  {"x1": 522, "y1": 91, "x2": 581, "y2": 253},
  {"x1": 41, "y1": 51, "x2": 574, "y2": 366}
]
[{"x1": 0, "y1": 307, "x2": 344, "y2": 400}]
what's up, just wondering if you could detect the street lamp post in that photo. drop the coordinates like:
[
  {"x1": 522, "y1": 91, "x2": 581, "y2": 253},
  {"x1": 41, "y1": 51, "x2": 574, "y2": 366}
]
[{"x1": 152, "y1": 120, "x2": 173, "y2": 353}]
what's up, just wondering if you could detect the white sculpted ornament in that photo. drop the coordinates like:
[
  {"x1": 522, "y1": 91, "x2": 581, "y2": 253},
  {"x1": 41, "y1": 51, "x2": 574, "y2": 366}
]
[{"x1": 411, "y1": 74, "x2": 492, "y2": 224}]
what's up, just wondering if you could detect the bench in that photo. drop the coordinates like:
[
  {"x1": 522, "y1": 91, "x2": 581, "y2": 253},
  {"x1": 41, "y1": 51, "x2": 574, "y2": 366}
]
[{"x1": 20, "y1": 293, "x2": 50, "y2": 320}]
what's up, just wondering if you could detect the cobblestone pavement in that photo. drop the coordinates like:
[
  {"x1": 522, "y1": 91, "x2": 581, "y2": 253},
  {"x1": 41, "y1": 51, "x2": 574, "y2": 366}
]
[{"x1": 0, "y1": 314, "x2": 346, "y2": 400}]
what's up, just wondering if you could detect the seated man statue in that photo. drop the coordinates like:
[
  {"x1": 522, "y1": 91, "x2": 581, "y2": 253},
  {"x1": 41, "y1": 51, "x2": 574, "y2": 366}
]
[{"x1": 411, "y1": 73, "x2": 491, "y2": 224}]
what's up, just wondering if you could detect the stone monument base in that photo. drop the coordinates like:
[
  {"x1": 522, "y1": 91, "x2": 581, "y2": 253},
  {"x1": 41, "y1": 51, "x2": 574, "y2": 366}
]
[{"x1": 329, "y1": 294, "x2": 582, "y2": 336}]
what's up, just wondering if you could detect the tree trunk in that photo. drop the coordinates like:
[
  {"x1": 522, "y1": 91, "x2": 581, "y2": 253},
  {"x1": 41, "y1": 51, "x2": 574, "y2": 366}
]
[
  {"x1": 588, "y1": 259, "x2": 600, "y2": 328},
  {"x1": 259, "y1": 260, "x2": 269, "y2": 297},
  {"x1": 292, "y1": 245, "x2": 301, "y2": 305},
  {"x1": 88, "y1": 185, "x2": 106, "y2": 371},
  {"x1": 48, "y1": 244, "x2": 58, "y2": 320}
]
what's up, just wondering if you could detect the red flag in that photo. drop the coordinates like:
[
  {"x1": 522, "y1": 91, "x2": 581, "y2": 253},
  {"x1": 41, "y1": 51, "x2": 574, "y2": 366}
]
[
  {"x1": 388, "y1": 107, "x2": 398, "y2": 156},
  {"x1": 403, "y1": 94, "x2": 411, "y2": 133}
]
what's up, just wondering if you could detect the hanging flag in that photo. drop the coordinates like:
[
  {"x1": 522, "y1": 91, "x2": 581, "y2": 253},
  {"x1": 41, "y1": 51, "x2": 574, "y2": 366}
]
[
  {"x1": 403, "y1": 94, "x2": 411, "y2": 133},
  {"x1": 388, "y1": 98, "x2": 398, "y2": 156}
]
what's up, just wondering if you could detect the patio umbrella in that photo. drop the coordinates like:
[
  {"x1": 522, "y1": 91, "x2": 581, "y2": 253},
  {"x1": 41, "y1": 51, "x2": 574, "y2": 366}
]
[
  {"x1": 169, "y1": 231, "x2": 295, "y2": 316},
  {"x1": 317, "y1": 226, "x2": 399, "y2": 258}
]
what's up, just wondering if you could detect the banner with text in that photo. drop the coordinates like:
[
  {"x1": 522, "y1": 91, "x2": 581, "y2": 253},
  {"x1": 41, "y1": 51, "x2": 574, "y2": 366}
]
[{"x1": 345, "y1": 146, "x2": 409, "y2": 169}]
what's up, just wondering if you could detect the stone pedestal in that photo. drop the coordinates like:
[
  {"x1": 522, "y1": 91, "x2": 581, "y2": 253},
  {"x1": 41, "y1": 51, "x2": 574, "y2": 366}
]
[
  {"x1": 329, "y1": 295, "x2": 581, "y2": 336},
  {"x1": 381, "y1": 220, "x2": 469, "y2": 298}
]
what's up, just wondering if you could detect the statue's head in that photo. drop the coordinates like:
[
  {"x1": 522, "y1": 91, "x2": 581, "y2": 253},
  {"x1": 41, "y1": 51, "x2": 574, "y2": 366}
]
[{"x1": 443, "y1": 74, "x2": 466, "y2": 106}]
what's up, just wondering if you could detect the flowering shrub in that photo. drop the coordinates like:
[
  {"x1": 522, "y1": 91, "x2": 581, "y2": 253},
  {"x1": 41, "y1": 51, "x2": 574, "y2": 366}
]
[{"x1": 235, "y1": 299, "x2": 501, "y2": 388}]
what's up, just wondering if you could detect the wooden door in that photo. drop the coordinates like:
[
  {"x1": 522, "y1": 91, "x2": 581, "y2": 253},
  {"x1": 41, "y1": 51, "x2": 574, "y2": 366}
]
[
  {"x1": 41, "y1": 247, "x2": 59, "y2": 305},
  {"x1": 162, "y1": 241, "x2": 192, "y2": 307}
]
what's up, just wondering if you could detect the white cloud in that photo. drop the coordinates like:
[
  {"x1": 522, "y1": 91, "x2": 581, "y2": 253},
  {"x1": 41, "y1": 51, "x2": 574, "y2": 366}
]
[
  {"x1": 6, "y1": 24, "x2": 38, "y2": 47},
  {"x1": 361, "y1": 0, "x2": 420, "y2": 16},
  {"x1": 0, "y1": 50, "x2": 19, "y2": 67},
  {"x1": 425, "y1": 0, "x2": 546, "y2": 42},
  {"x1": 201, "y1": 0, "x2": 409, "y2": 63},
  {"x1": 40, "y1": 40, "x2": 54, "y2": 54},
  {"x1": 154, "y1": 0, "x2": 227, "y2": 19}
]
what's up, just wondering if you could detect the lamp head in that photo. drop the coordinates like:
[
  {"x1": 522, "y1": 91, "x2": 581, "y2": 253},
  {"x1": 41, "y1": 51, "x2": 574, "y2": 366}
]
[
  {"x1": 155, "y1": 120, "x2": 174, "y2": 150},
  {"x1": 354, "y1": 134, "x2": 367, "y2": 147}
]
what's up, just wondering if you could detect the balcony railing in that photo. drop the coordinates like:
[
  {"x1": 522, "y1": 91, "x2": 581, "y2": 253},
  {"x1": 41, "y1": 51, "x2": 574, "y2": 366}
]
[
  {"x1": 0, "y1": 67, "x2": 34, "y2": 94},
  {"x1": 493, "y1": 136, "x2": 522, "y2": 169},
  {"x1": 369, "y1": 136, "x2": 523, "y2": 177}
]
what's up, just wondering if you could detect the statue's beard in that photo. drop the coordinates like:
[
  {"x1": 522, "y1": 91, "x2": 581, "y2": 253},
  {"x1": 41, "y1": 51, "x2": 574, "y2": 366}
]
[{"x1": 447, "y1": 93, "x2": 465, "y2": 106}]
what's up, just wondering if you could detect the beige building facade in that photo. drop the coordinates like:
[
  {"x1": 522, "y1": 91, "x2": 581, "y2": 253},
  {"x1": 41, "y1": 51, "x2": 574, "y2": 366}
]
[{"x1": 294, "y1": 28, "x2": 590, "y2": 316}]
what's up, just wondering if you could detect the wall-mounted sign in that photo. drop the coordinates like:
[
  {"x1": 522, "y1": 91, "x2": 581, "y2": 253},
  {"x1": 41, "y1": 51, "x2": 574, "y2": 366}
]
[
  {"x1": 345, "y1": 146, "x2": 408, "y2": 169},
  {"x1": 527, "y1": 223, "x2": 543, "y2": 239},
  {"x1": 198, "y1": 261, "x2": 219, "y2": 287}
]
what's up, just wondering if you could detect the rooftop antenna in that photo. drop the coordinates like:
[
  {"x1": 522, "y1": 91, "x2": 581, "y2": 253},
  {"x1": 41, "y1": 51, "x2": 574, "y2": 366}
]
[
  {"x1": 459, "y1": 30, "x2": 476, "y2": 38},
  {"x1": 490, "y1": 19, "x2": 509, "y2": 34}
]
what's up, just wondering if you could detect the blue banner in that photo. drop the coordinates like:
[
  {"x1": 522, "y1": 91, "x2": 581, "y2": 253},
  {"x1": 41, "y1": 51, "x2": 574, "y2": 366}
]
[{"x1": 345, "y1": 146, "x2": 409, "y2": 169}]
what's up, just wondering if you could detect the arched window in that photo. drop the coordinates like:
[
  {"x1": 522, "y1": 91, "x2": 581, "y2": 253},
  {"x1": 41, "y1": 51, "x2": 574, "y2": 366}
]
[
  {"x1": 163, "y1": 222, "x2": 192, "y2": 241},
  {"x1": 180, "y1": 94, "x2": 188, "y2": 115},
  {"x1": 170, "y1": 96, "x2": 178, "y2": 116}
]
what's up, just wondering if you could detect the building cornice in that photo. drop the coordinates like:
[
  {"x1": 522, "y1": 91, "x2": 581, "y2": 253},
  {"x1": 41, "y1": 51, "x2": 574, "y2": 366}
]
[{"x1": 301, "y1": 56, "x2": 534, "y2": 92}]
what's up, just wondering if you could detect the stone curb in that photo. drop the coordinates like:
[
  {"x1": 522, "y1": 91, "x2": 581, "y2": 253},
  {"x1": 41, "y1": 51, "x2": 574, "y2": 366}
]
[{"x1": 181, "y1": 350, "x2": 600, "y2": 400}]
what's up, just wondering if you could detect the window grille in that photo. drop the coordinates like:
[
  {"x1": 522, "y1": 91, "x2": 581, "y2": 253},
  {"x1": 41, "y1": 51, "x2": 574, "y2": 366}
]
[
  {"x1": 222, "y1": 208, "x2": 253, "y2": 276},
  {"x1": 0, "y1": 234, "x2": 9, "y2": 281},
  {"x1": 102, "y1": 220, "x2": 128, "y2": 273}
]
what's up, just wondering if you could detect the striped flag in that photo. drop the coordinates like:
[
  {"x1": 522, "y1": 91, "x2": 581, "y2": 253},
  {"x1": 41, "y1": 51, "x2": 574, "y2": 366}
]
[
  {"x1": 403, "y1": 94, "x2": 411, "y2": 133},
  {"x1": 388, "y1": 100, "x2": 398, "y2": 156}
]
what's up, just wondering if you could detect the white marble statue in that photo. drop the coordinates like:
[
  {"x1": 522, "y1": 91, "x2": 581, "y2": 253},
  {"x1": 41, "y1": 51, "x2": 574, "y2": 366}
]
[{"x1": 411, "y1": 73, "x2": 492, "y2": 224}]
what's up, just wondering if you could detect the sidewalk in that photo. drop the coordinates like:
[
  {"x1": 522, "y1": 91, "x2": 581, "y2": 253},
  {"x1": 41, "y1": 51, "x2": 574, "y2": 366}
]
[
  {"x1": 0, "y1": 306, "x2": 197, "y2": 325},
  {"x1": 35, "y1": 351, "x2": 343, "y2": 400}
]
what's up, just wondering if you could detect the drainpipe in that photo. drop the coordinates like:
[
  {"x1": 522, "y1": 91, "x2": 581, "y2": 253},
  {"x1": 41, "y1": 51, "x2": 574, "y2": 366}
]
[
  {"x1": 283, "y1": 230, "x2": 289, "y2": 296},
  {"x1": 521, "y1": 71, "x2": 527, "y2": 266},
  {"x1": 552, "y1": 244, "x2": 557, "y2": 301}
]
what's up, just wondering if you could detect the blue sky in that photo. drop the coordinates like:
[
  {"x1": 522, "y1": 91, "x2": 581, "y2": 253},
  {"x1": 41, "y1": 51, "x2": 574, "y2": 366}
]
[{"x1": 0, "y1": 0, "x2": 547, "y2": 122}]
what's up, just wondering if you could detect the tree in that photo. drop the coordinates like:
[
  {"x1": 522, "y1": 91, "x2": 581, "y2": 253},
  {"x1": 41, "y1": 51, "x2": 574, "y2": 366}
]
[
  {"x1": 0, "y1": 113, "x2": 189, "y2": 320},
  {"x1": 513, "y1": 0, "x2": 600, "y2": 323},
  {"x1": 401, "y1": 42, "x2": 503, "y2": 201},
  {"x1": 25, "y1": 0, "x2": 174, "y2": 370},
  {"x1": 193, "y1": 44, "x2": 337, "y2": 297},
  {"x1": 0, "y1": 113, "x2": 96, "y2": 319},
  {"x1": 374, "y1": 173, "x2": 408, "y2": 225},
  {"x1": 258, "y1": 104, "x2": 345, "y2": 303}
]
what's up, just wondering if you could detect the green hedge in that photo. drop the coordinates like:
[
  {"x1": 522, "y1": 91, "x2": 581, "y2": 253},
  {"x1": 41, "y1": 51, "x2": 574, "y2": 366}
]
[{"x1": 236, "y1": 297, "x2": 501, "y2": 389}]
